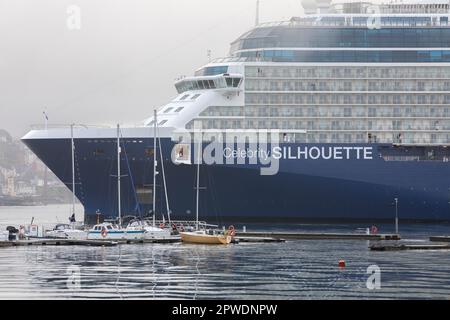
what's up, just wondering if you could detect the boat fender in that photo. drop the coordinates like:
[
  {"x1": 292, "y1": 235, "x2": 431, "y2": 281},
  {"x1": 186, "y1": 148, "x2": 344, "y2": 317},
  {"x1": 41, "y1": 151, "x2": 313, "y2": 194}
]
[{"x1": 101, "y1": 227, "x2": 108, "y2": 238}]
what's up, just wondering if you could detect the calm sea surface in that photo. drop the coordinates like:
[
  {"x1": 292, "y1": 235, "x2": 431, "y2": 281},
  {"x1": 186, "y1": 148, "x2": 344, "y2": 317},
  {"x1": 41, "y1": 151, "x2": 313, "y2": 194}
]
[{"x1": 0, "y1": 205, "x2": 449, "y2": 300}]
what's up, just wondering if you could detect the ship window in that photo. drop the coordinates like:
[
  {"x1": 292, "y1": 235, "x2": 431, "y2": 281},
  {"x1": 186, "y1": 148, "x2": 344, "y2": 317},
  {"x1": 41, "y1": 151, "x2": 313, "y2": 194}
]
[
  {"x1": 164, "y1": 107, "x2": 174, "y2": 113},
  {"x1": 94, "y1": 149, "x2": 105, "y2": 156},
  {"x1": 175, "y1": 83, "x2": 184, "y2": 94},
  {"x1": 233, "y1": 78, "x2": 242, "y2": 87},
  {"x1": 225, "y1": 77, "x2": 233, "y2": 87},
  {"x1": 344, "y1": 108, "x2": 352, "y2": 117},
  {"x1": 195, "y1": 66, "x2": 228, "y2": 76},
  {"x1": 145, "y1": 148, "x2": 154, "y2": 156},
  {"x1": 192, "y1": 94, "x2": 201, "y2": 100},
  {"x1": 175, "y1": 107, "x2": 184, "y2": 113},
  {"x1": 159, "y1": 120, "x2": 168, "y2": 126},
  {"x1": 180, "y1": 94, "x2": 190, "y2": 101}
]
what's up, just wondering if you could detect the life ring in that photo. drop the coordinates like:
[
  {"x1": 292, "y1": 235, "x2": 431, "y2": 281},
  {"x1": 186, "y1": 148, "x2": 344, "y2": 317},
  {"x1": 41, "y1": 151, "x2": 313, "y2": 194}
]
[
  {"x1": 159, "y1": 223, "x2": 165, "y2": 229},
  {"x1": 371, "y1": 225, "x2": 378, "y2": 235},
  {"x1": 101, "y1": 227, "x2": 108, "y2": 238},
  {"x1": 228, "y1": 225, "x2": 236, "y2": 237}
]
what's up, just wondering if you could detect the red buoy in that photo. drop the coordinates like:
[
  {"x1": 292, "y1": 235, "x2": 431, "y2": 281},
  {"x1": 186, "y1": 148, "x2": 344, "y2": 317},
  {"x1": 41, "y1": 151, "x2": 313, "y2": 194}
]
[{"x1": 338, "y1": 260, "x2": 346, "y2": 268}]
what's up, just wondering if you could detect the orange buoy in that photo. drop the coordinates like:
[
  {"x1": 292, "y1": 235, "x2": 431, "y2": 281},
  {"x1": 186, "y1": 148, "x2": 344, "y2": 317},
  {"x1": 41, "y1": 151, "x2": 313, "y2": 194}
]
[{"x1": 338, "y1": 260, "x2": 346, "y2": 268}]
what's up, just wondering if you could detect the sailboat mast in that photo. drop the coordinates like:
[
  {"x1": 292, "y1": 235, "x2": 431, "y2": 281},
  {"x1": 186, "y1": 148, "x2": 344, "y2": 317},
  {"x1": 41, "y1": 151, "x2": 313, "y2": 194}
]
[
  {"x1": 153, "y1": 110, "x2": 157, "y2": 227},
  {"x1": 195, "y1": 136, "x2": 201, "y2": 231},
  {"x1": 117, "y1": 124, "x2": 122, "y2": 227},
  {"x1": 157, "y1": 127, "x2": 171, "y2": 225},
  {"x1": 71, "y1": 124, "x2": 75, "y2": 217}
]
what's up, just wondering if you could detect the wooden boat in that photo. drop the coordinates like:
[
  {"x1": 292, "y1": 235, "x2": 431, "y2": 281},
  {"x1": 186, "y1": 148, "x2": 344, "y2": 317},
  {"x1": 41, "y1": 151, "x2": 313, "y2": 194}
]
[
  {"x1": 178, "y1": 134, "x2": 236, "y2": 245},
  {"x1": 180, "y1": 230, "x2": 232, "y2": 245}
]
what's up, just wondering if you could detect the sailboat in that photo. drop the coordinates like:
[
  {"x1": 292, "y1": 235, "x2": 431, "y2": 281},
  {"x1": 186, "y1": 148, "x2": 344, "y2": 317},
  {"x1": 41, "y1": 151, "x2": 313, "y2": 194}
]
[
  {"x1": 47, "y1": 124, "x2": 87, "y2": 240},
  {"x1": 125, "y1": 110, "x2": 177, "y2": 240},
  {"x1": 180, "y1": 228, "x2": 233, "y2": 245},
  {"x1": 179, "y1": 134, "x2": 233, "y2": 245},
  {"x1": 87, "y1": 124, "x2": 145, "y2": 240}
]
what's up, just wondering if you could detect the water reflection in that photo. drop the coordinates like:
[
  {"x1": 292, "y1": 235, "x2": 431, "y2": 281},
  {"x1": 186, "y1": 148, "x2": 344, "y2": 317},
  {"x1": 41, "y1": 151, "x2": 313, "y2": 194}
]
[{"x1": 1, "y1": 224, "x2": 450, "y2": 299}]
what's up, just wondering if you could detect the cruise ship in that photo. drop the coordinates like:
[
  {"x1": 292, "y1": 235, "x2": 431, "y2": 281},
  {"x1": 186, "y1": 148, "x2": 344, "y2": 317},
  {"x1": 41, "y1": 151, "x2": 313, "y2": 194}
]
[{"x1": 23, "y1": 0, "x2": 450, "y2": 223}]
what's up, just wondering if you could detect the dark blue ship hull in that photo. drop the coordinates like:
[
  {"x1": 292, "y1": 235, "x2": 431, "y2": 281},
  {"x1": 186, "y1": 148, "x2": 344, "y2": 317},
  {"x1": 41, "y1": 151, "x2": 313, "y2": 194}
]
[{"x1": 22, "y1": 137, "x2": 450, "y2": 223}]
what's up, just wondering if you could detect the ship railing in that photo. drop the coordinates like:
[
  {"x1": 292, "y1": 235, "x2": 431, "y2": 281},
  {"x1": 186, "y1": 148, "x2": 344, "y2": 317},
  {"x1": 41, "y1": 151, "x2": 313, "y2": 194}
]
[
  {"x1": 211, "y1": 56, "x2": 284, "y2": 63},
  {"x1": 211, "y1": 57, "x2": 249, "y2": 63},
  {"x1": 29, "y1": 124, "x2": 113, "y2": 130},
  {"x1": 254, "y1": 14, "x2": 450, "y2": 28}
]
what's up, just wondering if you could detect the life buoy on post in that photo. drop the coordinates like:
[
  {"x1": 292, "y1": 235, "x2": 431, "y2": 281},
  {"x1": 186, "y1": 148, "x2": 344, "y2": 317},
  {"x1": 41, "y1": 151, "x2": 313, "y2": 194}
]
[
  {"x1": 101, "y1": 227, "x2": 108, "y2": 238},
  {"x1": 228, "y1": 225, "x2": 236, "y2": 237},
  {"x1": 371, "y1": 225, "x2": 378, "y2": 235}
]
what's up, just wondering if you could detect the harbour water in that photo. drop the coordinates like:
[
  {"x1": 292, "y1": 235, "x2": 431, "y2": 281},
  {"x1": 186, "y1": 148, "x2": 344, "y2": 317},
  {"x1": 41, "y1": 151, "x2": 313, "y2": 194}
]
[{"x1": 0, "y1": 205, "x2": 450, "y2": 300}]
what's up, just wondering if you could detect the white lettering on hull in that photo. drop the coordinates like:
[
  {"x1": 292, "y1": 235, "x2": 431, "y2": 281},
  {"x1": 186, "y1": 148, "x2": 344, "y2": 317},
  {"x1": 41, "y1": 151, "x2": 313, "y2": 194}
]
[{"x1": 224, "y1": 146, "x2": 374, "y2": 161}]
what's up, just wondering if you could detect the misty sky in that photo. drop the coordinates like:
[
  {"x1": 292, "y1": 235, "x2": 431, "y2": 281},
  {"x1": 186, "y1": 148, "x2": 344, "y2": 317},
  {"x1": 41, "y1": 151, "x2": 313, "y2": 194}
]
[{"x1": 0, "y1": 0, "x2": 306, "y2": 138}]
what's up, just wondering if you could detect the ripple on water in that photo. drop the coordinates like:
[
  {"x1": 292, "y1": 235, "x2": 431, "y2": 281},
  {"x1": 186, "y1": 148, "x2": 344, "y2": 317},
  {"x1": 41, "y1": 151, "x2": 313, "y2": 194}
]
[
  {"x1": 0, "y1": 237, "x2": 449, "y2": 299},
  {"x1": 1, "y1": 208, "x2": 450, "y2": 300}
]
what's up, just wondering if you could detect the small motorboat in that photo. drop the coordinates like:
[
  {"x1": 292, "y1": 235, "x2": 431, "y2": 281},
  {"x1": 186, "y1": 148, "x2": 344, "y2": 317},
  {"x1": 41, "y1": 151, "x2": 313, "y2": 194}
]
[
  {"x1": 87, "y1": 223, "x2": 145, "y2": 240},
  {"x1": 0, "y1": 229, "x2": 12, "y2": 241},
  {"x1": 180, "y1": 227, "x2": 234, "y2": 245},
  {"x1": 45, "y1": 224, "x2": 87, "y2": 240}
]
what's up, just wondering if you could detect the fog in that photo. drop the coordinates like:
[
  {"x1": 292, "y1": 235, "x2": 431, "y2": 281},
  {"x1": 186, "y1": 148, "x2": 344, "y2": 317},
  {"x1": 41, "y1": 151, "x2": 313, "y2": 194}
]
[{"x1": 0, "y1": 0, "x2": 306, "y2": 138}]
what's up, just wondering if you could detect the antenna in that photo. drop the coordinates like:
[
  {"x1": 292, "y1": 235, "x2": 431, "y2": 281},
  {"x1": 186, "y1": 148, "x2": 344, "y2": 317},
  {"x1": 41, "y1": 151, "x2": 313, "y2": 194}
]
[
  {"x1": 255, "y1": 0, "x2": 260, "y2": 26},
  {"x1": 43, "y1": 111, "x2": 48, "y2": 130},
  {"x1": 207, "y1": 49, "x2": 212, "y2": 62}
]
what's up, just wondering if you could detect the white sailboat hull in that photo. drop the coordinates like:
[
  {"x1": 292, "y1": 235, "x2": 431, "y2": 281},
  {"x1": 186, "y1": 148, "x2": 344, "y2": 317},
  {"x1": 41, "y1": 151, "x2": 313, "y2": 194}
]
[{"x1": 87, "y1": 230, "x2": 145, "y2": 240}]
